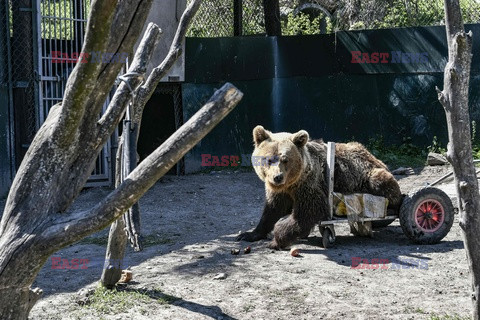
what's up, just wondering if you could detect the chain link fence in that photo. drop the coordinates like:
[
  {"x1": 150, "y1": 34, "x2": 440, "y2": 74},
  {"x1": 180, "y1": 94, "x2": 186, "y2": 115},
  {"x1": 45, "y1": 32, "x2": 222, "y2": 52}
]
[
  {"x1": 187, "y1": 0, "x2": 265, "y2": 37},
  {"x1": 7, "y1": 0, "x2": 38, "y2": 154},
  {"x1": 187, "y1": 0, "x2": 480, "y2": 37},
  {"x1": 0, "y1": 0, "x2": 112, "y2": 185}
]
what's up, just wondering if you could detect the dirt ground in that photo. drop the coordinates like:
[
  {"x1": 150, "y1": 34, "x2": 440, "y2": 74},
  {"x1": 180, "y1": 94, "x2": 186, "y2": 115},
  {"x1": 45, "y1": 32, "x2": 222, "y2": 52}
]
[{"x1": 24, "y1": 165, "x2": 472, "y2": 320}]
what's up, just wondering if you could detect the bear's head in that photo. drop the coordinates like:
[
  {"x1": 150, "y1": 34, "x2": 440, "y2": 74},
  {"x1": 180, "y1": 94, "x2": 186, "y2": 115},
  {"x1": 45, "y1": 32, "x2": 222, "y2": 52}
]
[{"x1": 251, "y1": 125, "x2": 309, "y2": 191}]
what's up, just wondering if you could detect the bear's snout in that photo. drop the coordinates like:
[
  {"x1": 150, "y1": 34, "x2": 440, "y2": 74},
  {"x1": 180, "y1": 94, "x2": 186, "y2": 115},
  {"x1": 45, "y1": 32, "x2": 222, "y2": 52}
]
[{"x1": 273, "y1": 173, "x2": 284, "y2": 184}]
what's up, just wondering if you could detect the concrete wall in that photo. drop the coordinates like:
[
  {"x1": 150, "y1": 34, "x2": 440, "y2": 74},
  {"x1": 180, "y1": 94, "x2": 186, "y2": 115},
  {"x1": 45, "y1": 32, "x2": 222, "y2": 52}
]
[{"x1": 136, "y1": 0, "x2": 186, "y2": 81}]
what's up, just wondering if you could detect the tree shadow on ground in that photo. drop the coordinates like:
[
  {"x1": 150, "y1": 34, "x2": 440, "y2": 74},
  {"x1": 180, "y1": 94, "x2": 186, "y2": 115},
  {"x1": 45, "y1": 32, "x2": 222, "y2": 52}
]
[
  {"x1": 168, "y1": 224, "x2": 464, "y2": 276},
  {"x1": 32, "y1": 171, "x2": 462, "y2": 299},
  {"x1": 118, "y1": 287, "x2": 238, "y2": 320},
  {"x1": 299, "y1": 225, "x2": 464, "y2": 268}
]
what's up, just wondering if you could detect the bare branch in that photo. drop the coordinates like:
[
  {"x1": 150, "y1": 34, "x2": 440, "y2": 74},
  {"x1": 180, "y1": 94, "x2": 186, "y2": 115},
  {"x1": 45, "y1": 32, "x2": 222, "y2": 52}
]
[
  {"x1": 44, "y1": 83, "x2": 243, "y2": 246},
  {"x1": 96, "y1": 23, "x2": 163, "y2": 144},
  {"x1": 435, "y1": 86, "x2": 448, "y2": 108},
  {"x1": 97, "y1": 0, "x2": 202, "y2": 140}
]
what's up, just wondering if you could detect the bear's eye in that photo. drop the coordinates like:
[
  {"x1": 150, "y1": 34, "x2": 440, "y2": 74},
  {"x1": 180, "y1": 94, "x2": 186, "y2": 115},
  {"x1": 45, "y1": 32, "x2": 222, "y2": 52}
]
[
  {"x1": 267, "y1": 156, "x2": 278, "y2": 165},
  {"x1": 280, "y1": 156, "x2": 288, "y2": 164}
]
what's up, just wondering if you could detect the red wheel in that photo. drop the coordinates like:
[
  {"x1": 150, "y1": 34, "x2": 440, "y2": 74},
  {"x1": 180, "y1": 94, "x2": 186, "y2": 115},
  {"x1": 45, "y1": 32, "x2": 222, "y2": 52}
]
[
  {"x1": 400, "y1": 187, "x2": 454, "y2": 244},
  {"x1": 414, "y1": 199, "x2": 445, "y2": 232}
]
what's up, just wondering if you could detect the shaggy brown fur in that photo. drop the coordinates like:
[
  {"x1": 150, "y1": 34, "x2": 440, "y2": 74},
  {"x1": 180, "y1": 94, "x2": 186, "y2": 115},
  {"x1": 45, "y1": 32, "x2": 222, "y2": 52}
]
[{"x1": 236, "y1": 126, "x2": 402, "y2": 249}]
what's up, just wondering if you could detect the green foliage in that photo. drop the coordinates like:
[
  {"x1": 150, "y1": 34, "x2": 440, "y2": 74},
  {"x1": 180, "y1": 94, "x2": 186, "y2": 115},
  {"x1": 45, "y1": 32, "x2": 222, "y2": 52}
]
[
  {"x1": 427, "y1": 136, "x2": 447, "y2": 155},
  {"x1": 242, "y1": 1, "x2": 265, "y2": 36},
  {"x1": 282, "y1": 12, "x2": 333, "y2": 35},
  {"x1": 187, "y1": 1, "x2": 235, "y2": 37},
  {"x1": 374, "y1": 0, "x2": 480, "y2": 29},
  {"x1": 376, "y1": 0, "x2": 443, "y2": 29},
  {"x1": 82, "y1": 286, "x2": 179, "y2": 314},
  {"x1": 429, "y1": 313, "x2": 471, "y2": 320},
  {"x1": 366, "y1": 135, "x2": 426, "y2": 168},
  {"x1": 186, "y1": 0, "x2": 480, "y2": 37},
  {"x1": 38, "y1": 1, "x2": 91, "y2": 40},
  {"x1": 471, "y1": 120, "x2": 480, "y2": 160}
]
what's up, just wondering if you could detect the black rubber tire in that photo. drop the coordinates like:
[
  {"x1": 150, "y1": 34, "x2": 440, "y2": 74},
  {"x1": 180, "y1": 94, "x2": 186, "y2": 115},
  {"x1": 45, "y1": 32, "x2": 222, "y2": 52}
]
[
  {"x1": 371, "y1": 218, "x2": 396, "y2": 229},
  {"x1": 322, "y1": 227, "x2": 335, "y2": 248},
  {"x1": 399, "y1": 187, "x2": 454, "y2": 244}
]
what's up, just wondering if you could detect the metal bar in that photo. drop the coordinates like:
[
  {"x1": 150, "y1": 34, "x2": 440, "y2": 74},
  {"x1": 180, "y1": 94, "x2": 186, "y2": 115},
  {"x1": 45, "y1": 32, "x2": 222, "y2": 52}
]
[
  {"x1": 233, "y1": 0, "x2": 243, "y2": 36},
  {"x1": 429, "y1": 171, "x2": 454, "y2": 187},
  {"x1": 320, "y1": 216, "x2": 398, "y2": 225},
  {"x1": 327, "y1": 142, "x2": 335, "y2": 220},
  {"x1": 5, "y1": 0, "x2": 16, "y2": 178},
  {"x1": 33, "y1": 0, "x2": 42, "y2": 130},
  {"x1": 430, "y1": 159, "x2": 480, "y2": 186}
]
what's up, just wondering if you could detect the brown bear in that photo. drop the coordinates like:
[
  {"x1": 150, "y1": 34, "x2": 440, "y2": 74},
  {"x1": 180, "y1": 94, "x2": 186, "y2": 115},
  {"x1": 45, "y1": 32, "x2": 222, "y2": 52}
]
[{"x1": 236, "y1": 125, "x2": 403, "y2": 249}]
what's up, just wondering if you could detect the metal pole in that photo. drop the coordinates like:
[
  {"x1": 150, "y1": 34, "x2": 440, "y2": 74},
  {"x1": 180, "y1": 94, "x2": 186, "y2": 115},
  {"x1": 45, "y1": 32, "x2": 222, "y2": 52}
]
[
  {"x1": 233, "y1": 0, "x2": 242, "y2": 36},
  {"x1": 327, "y1": 142, "x2": 335, "y2": 220}
]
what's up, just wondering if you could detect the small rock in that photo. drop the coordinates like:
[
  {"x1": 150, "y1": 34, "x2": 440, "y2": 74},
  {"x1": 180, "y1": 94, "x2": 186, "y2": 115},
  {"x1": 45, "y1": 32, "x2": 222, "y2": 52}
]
[
  {"x1": 427, "y1": 152, "x2": 448, "y2": 166},
  {"x1": 76, "y1": 297, "x2": 89, "y2": 306},
  {"x1": 231, "y1": 249, "x2": 240, "y2": 255},
  {"x1": 75, "y1": 288, "x2": 94, "y2": 306},
  {"x1": 118, "y1": 270, "x2": 133, "y2": 283},
  {"x1": 290, "y1": 247, "x2": 300, "y2": 257},
  {"x1": 213, "y1": 273, "x2": 227, "y2": 280},
  {"x1": 77, "y1": 288, "x2": 94, "y2": 297}
]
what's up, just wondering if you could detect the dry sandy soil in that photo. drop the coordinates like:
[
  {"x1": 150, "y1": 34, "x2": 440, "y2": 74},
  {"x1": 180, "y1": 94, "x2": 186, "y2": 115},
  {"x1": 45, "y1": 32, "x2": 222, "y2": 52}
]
[{"x1": 21, "y1": 165, "x2": 472, "y2": 320}]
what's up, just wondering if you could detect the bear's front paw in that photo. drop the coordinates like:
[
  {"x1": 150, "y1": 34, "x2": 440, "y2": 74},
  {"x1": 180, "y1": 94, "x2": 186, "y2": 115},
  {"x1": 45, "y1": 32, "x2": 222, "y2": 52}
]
[
  {"x1": 235, "y1": 231, "x2": 265, "y2": 242},
  {"x1": 267, "y1": 241, "x2": 281, "y2": 250}
]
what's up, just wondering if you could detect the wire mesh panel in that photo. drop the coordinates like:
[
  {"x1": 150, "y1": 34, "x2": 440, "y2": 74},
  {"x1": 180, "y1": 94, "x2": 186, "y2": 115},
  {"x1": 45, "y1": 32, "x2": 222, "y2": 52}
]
[
  {"x1": 38, "y1": 0, "x2": 112, "y2": 187},
  {"x1": 188, "y1": 0, "x2": 235, "y2": 36},
  {"x1": 9, "y1": 0, "x2": 38, "y2": 163},
  {"x1": 187, "y1": 0, "x2": 480, "y2": 37},
  {"x1": 243, "y1": 0, "x2": 265, "y2": 35},
  {"x1": 0, "y1": 0, "x2": 14, "y2": 183},
  {"x1": 187, "y1": 0, "x2": 266, "y2": 36},
  {"x1": 283, "y1": 0, "x2": 480, "y2": 33}
]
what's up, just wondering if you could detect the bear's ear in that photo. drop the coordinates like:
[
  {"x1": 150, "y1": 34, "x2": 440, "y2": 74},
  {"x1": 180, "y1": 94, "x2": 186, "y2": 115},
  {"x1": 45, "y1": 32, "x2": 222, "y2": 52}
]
[
  {"x1": 292, "y1": 130, "x2": 309, "y2": 148},
  {"x1": 253, "y1": 125, "x2": 271, "y2": 146}
]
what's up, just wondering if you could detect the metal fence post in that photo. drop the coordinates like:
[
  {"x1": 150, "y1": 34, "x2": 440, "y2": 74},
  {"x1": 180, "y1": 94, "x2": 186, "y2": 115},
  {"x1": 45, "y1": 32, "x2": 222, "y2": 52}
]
[{"x1": 233, "y1": 0, "x2": 243, "y2": 36}]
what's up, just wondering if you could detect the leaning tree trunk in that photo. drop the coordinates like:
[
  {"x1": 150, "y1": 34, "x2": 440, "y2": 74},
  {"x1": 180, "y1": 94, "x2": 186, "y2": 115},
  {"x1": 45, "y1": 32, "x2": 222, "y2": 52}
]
[
  {"x1": 437, "y1": 0, "x2": 479, "y2": 318},
  {"x1": 0, "y1": 0, "x2": 243, "y2": 318},
  {"x1": 100, "y1": 0, "x2": 202, "y2": 288}
]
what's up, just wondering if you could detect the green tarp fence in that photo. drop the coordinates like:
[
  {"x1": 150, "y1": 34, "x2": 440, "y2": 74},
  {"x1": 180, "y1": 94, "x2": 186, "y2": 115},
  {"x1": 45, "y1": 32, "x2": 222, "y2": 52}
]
[{"x1": 182, "y1": 24, "x2": 480, "y2": 172}]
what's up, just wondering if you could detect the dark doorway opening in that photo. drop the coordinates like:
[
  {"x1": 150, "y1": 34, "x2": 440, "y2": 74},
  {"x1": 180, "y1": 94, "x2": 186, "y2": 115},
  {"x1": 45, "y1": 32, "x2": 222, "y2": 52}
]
[{"x1": 137, "y1": 85, "x2": 183, "y2": 175}]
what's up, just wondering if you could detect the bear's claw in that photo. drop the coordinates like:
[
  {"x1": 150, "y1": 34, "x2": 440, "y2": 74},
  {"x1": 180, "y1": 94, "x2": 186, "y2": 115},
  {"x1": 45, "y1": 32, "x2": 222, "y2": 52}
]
[{"x1": 235, "y1": 231, "x2": 265, "y2": 242}]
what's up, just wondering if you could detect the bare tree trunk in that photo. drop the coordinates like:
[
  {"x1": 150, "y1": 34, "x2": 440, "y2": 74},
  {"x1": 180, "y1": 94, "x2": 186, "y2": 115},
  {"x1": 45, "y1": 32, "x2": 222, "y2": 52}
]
[
  {"x1": 437, "y1": 1, "x2": 479, "y2": 318},
  {"x1": 100, "y1": 0, "x2": 202, "y2": 288},
  {"x1": 263, "y1": 0, "x2": 282, "y2": 36},
  {"x1": 0, "y1": 1, "x2": 243, "y2": 319},
  {"x1": 100, "y1": 128, "x2": 129, "y2": 289}
]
